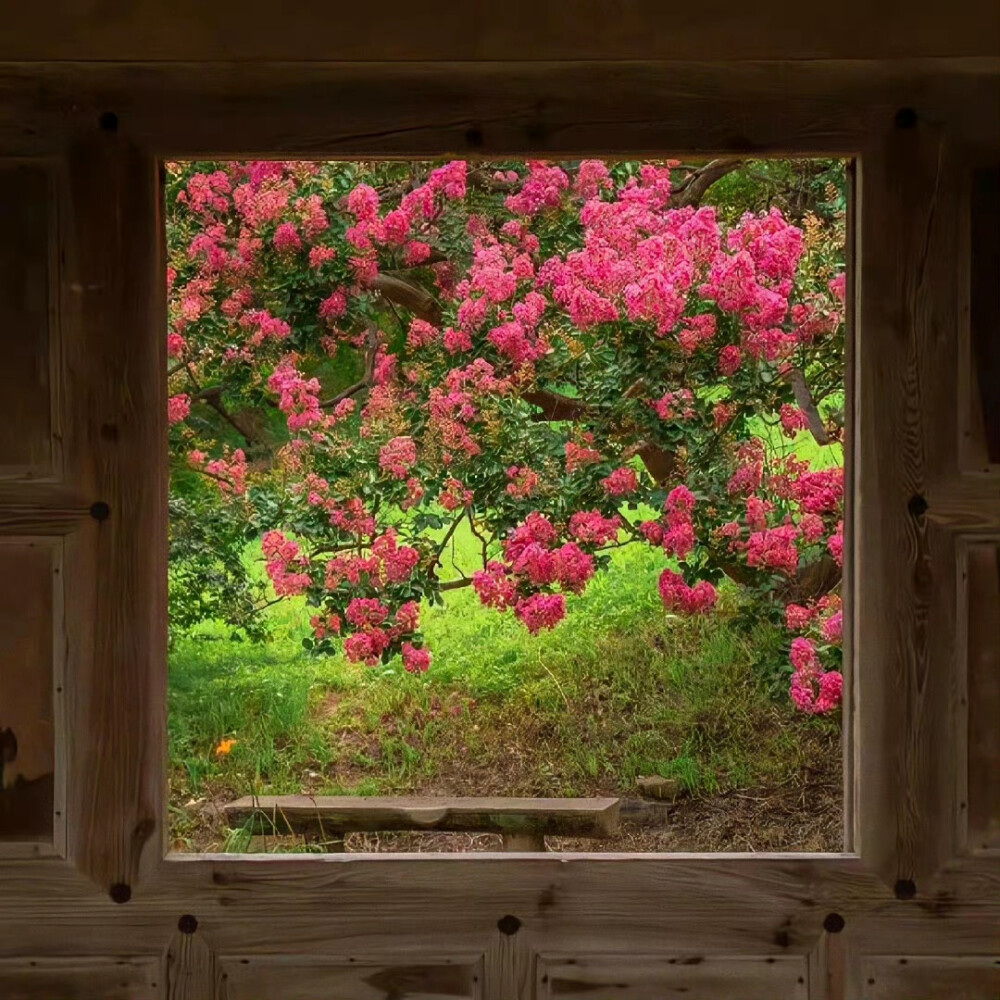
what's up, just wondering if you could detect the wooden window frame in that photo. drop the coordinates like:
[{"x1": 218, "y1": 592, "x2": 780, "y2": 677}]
[{"x1": 0, "y1": 59, "x2": 997, "y2": 998}]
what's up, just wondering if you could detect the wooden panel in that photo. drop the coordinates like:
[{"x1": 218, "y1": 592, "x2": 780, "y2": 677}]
[
  {"x1": 0, "y1": 63, "x2": 998, "y2": 162},
  {"x1": 0, "y1": 162, "x2": 55, "y2": 478},
  {"x1": 538, "y1": 955, "x2": 808, "y2": 999},
  {"x1": 62, "y1": 134, "x2": 166, "y2": 892},
  {"x1": 0, "y1": 956, "x2": 161, "y2": 999},
  {"x1": 862, "y1": 955, "x2": 1000, "y2": 999},
  {"x1": 0, "y1": 1, "x2": 997, "y2": 61},
  {"x1": 968, "y1": 165, "x2": 1000, "y2": 468},
  {"x1": 965, "y1": 542, "x2": 1000, "y2": 852},
  {"x1": 219, "y1": 956, "x2": 481, "y2": 1000},
  {"x1": 856, "y1": 117, "x2": 967, "y2": 885},
  {"x1": 0, "y1": 537, "x2": 61, "y2": 852}
]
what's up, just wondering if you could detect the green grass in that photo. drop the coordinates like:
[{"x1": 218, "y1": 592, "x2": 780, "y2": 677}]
[{"x1": 168, "y1": 514, "x2": 839, "y2": 851}]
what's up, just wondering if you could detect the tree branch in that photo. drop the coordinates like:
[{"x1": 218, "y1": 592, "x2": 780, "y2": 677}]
[
  {"x1": 194, "y1": 386, "x2": 256, "y2": 446},
  {"x1": 670, "y1": 158, "x2": 744, "y2": 209},
  {"x1": 784, "y1": 367, "x2": 831, "y2": 445},
  {"x1": 372, "y1": 273, "x2": 441, "y2": 324},
  {"x1": 522, "y1": 388, "x2": 592, "y2": 422}
]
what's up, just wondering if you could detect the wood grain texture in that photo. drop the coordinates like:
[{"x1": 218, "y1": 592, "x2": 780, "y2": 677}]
[
  {"x1": 223, "y1": 796, "x2": 619, "y2": 839},
  {"x1": 537, "y1": 955, "x2": 809, "y2": 1000},
  {"x1": 968, "y1": 165, "x2": 1000, "y2": 466},
  {"x1": 167, "y1": 929, "x2": 215, "y2": 1000},
  {"x1": 0, "y1": 62, "x2": 998, "y2": 161},
  {"x1": 0, "y1": 956, "x2": 161, "y2": 999},
  {"x1": 0, "y1": 162, "x2": 56, "y2": 478},
  {"x1": 0, "y1": 1, "x2": 997, "y2": 61},
  {"x1": 61, "y1": 133, "x2": 167, "y2": 893},
  {"x1": 219, "y1": 956, "x2": 481, "y2": 1000},
  {"x1": 0, "y1": 538, "x2": 56, "y2": 847},
  {"x1": 855, "y1": 118, "x2": 966, "y2": 885},
  {"x1": 861, "y1": 955, "x2": 1000, "y2": 998},
  {"x1": 964, "y1": 543, "x2": 1000, "y2": 852},
  {"x1": 0, "y1": 48, "x2": 992, "y2": 992}
]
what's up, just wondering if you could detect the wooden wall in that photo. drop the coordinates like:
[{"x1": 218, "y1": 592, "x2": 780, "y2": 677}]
[{"x1": 0, "y1": 50, "x2": 996, "y2": 999}]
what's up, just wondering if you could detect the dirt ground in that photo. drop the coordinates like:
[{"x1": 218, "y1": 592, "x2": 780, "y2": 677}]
[{"x1": 174, "y1": 746, "x2": 842, "y2": 854}]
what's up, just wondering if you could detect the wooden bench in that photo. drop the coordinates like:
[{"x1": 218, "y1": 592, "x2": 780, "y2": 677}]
[{"x1": 223, "y1": 795, "x2": 621, "y2": 851}]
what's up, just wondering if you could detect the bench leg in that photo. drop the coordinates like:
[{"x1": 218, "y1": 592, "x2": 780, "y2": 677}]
[{"x1": 501, "y1": 832, "x2": 545, "y2": 852}]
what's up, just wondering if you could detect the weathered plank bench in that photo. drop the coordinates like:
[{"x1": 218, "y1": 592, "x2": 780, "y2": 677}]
[{"x1": 223, "y1": 795, "x2": 621, "y2": 851}]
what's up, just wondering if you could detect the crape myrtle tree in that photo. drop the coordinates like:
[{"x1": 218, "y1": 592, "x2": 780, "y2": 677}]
[{"x1": 166, "y1": 157, "x2": 847, "y2": 714}]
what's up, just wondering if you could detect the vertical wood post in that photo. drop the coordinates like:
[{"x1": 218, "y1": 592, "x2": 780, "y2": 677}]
[{"x1": 62, "y1": 131, "x2": 166, "y2": 893}]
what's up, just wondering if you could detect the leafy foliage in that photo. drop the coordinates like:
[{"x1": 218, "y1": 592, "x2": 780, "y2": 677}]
[{"x1": 166, "y1": 157, "x2": 846, "y2": 712}]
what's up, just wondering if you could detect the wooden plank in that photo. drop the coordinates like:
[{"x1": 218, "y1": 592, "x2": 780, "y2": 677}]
[
  {"x1": 0, "y1": 484, "x2": 92, "y2": 535},
  {"x1": 862, "y1": 955, "x2": 1000, "y2": 999},
  {"x1": 61, "y1": 133, "x2": 167, "y2": 894},
  {"x1": 0, "y1": 538, "x2": 57, "y2": 851},
  {"x1": 0, "y1": 162, "x2": 56, "y2": 479},
  {"x1": 968, "y1": 165, "x2": 1000, "y2": 466},
  {"x1": 0, "y1": 956, "x2": 161, "y2": 1000},
  {"x1": 0, "y1": 1, "x2": 997, "y2": 62},
  {"x1": 855, "y1": 116, "x2": 966, "y2": 886},
  {"x1": 964, "y1": 543, "x2": 1000, "y2": 852},
  {"x1": 166, "y1": 928, "x2": 215, "y2": 1000},
  {"x1": 223, "y1": 796, "x2": 620, "y2": 839},
  {"x1": 219, "y1": 956, "x2": 481, "y2": 1000},
  {"x1": 537, "y1": 955, "x2": 808, "y2": 1000},
  {"x1": 0, "y1": 62, "x2": 998, "y2": 161}
]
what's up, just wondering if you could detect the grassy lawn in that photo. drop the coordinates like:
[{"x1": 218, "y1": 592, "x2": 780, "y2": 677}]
[{"x1": 168, "y1": 515, "x2": 842, "y2": 853}]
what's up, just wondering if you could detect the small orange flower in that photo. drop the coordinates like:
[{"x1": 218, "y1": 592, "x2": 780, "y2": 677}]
[{"x1": 214, "y1": 738, "x2": 238, "y2": 758}]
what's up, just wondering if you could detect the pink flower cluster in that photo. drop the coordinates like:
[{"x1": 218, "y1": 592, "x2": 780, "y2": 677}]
[
  {"x1": 568, "y1": 510, "x2": 621, "y2": 546},
  {"x1": 506, "y1": 466, "x2": 541, "y2": 499},
  {"x1": 658, "y1": 569, "x2": 718, "y2": 614},
  {"x1": 601, "y1": 466, "x2": 639, "y2": 497},
  {"x1": 324, "y1": 529, "x2": 420, "y2": 591},
  {"x1": 262, "y1": 530, "x2": 312, "y2": 597},
  {"x1": 267, "y1": 359, "x2": 323, "y2": 432},
  {"x1": 168, "y1": 394, "x2": 191, "y2": 425},
  {"x1": 379, "y1": 436, "x2": 417, "y2": 480},
  {"x1": 565, "y1": 439, "x2": 602, "y2": 473},
  {"x1": 789, "y1": 638, "x2": 843, "y2": 714},
  {"x1": 651, "y1": 389, "x2": 695, "y2": 421},
  {"x1": 191, "y1": 447, "x2": 248, "y2": 497}
]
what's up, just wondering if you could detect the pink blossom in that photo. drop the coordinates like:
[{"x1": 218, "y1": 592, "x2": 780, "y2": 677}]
[
  {"x1": 785, "y1": 604, "x2": 815, "y2": 630},
  {"x1": 167, "y1": 332, "x2": 186, "y2": 358},
  {"x1": 506, "y1": 466, "x2": 540, "y2": 499},
  {"x1": 319, "y1": 289, "x2": 348, "y2": 321},
  {"x1": 780, "y1": 404, "x2": 810, "y2": 436},
  {"x1": 379, "y1": 436, "x2": 417, "y2": 479},
  {"x1": 344, "y1": 628, "x2": 390, "y2": 667},
  {"x1": 568, "y1": 510, "x2": 621, "y2": 546},
  {"x1": 514, "y1": 592, "x2": 566, "y2": 633},
  {"x1": 651, "y1": 389, "x2": 695, "y2": 421},
  {"x1": 403, "y1": 240, "x2": 433, "y2": 266},
  {"x1": 565, "y1": 440, "x2": 602, "y2": 473},
  {"x1": 827, "y1": 521, "x2": 844, "y2": 566},
  {"x1": 601, "y1": 466, "x2": 639, "y2": 497},
  {"x1": 473, "y1": 562, "x2": 518, "y2": 611},
  {"x1": 443, "y1": 327, "x2": 473, "y2": 354},
  {"x1": 719, "y1": 345, "x2": 742, "y2": 376},
  {"x1": 168, "y1": 394, "x2": 191, "y2": 425},
  {"x1": 746, "y1": 524, "x2": 800, "y2": 575},
  {"x1": 822, "y1": 610, "x2": 843, "y2": 644},
  {"x1": 658, "y1": 569, "x2": 718, "y2": 614},
  {"x1": 346, "y1": 183, "x2": 380, "y2": 222},
  {"x1": 309, "y1": 245, "x2": 337, "y2": 268},
  {"x1": 790, "y1": 636, "x2": 818, "y2": 672},
  {"x1": 402, "y1": 643, "x2": 432, "y2": 674},
  {"x1": 346, "y1": 597, "x2": 390, "y2": 628},
  {"x1": 273, "y1": 222, "x2": 302, "y2": 253}
]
